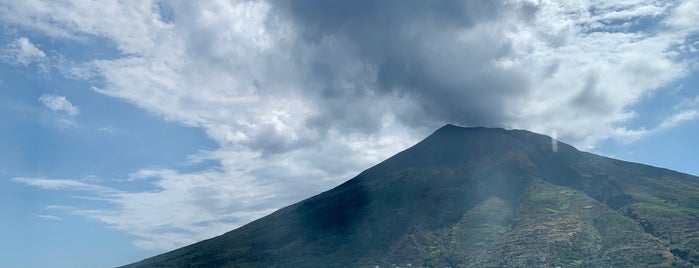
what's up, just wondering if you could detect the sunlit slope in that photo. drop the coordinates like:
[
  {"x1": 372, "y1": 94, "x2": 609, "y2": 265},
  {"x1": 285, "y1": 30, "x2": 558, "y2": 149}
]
[{"x1": 123, "y1": 125, "x2": 699, "y2": 267}]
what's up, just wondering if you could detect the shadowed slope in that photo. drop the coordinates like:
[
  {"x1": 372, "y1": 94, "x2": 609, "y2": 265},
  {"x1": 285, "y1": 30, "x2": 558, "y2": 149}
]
[{"x1": 122, "y1": 125, "x2": 699, "y2": 267}]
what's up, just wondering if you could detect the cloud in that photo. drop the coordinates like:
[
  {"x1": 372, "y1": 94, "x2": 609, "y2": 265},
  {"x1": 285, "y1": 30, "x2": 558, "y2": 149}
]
[
  {"x1": 680, "y1": 95, "x2": 699, "y2": 108},
  {"x1": 658, "y1": 109, "x2": 699, "y2": 129},
  {"x1": 36, "y1": 214, "x2": 63, "y2": 221},
  {"x1": 4, "y1": 0, "x2": 699, "y2": 251},
  {"x1": 0, "y1": 1, "x2": 166, "y2": 53},
  {"x1": 613, "y1": 109, "x2": 699, "y2": 143},
  {"x1": 13, "y1": 177, "x2": 110, "y2": 192},
  {"x1": 1, "y1": 37, "x2": 47, "y2": 69},
  {"x1": 16, "y1": 159, "x2": 360, "y2": 250},
  {"x1": 38, "y1": 94, "x2": 79, "y2": 116},
  {"x1": 96, "y1": 126, "x2": 121, "y2": 135},
  {"x1": 665, "y1": 0, "x2": 699, "y2": 33}
]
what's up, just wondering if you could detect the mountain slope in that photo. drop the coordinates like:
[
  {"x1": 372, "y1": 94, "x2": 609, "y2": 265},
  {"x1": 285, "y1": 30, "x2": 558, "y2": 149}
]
[{"x1": 122, "y1": 125, "x2": 699, "y2": 267}]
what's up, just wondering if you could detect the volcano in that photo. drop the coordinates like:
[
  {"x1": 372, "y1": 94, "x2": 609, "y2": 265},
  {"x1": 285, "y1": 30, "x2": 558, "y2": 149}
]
[{"x1": 122, "y1": 125, "x2": 699, "y2": 267}]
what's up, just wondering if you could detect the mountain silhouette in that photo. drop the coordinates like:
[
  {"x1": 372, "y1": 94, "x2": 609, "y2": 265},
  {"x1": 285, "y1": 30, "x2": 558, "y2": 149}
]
[{"x1": 122, "y1": 125, "x2": 699, "y2": 267}]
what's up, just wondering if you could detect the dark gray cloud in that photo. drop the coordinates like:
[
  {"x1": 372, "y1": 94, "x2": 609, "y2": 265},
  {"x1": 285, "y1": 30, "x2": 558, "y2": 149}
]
[
  {"x1": 271, "y1": 0, "x2": 535, "y2": 133},
  {"x1": 572, "y1": 73, "x2": 614, "y2": 115},
  {"x1": 276, "y1": 0, "x2": 504, "y2": 43}
]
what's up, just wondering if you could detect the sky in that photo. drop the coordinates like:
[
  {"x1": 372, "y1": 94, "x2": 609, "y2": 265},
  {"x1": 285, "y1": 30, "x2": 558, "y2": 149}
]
[{"x1": 0, "y1": 0, "x2": 698, "y2": 267}]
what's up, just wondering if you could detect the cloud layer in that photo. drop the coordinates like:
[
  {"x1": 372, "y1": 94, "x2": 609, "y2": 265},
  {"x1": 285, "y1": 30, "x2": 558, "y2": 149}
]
[{"x1": 4, "y1": 0, "x2": 699, "y2": 250}]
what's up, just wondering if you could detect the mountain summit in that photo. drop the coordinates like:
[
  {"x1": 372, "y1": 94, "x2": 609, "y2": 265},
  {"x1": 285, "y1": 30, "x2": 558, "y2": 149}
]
[{"x1": 123, "y1": 125, "x2": 699, "y2": 267}]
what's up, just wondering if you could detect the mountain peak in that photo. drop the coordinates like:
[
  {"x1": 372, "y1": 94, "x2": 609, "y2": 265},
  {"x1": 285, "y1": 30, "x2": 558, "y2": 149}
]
[
  {"x1": 434, "y1": 123, "x2": 504, "y2": 134},
  {"x1": 431, "y1": 124, "x2": 544, "y2": 143},
  {"x1": 364, "y1": 124, "x2": 571, "y2": 178}
]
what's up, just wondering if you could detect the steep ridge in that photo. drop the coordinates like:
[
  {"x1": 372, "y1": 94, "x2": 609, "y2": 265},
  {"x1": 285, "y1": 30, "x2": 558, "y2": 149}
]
[{"x1": 123, "y1": 125, "x2": 699, "y2": 267}]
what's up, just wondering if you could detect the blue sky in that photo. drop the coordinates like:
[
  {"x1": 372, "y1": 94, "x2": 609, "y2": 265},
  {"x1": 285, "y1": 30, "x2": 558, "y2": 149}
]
[{"x1": 1, "y1": 1, "x2": 698, "y2": 267}]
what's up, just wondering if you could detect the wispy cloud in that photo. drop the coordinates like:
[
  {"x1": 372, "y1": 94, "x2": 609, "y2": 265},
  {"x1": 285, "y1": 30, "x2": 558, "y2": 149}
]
[
  {"x1": 13, "y1": 164, "x2": 319, "y2": 250},
  {"x1": 658, "y1": 109, "x2": 699, "y2": 129},
  {"x1": 1, "y1": 37, "x2": 47, "y2": 67},
  {"x1": 96, "y1": 126, "x2": 116, "y2": 132},
  {"x1": 38, "y1": 94, "x2": 79, "y2": 117},
  {"x1": 36, "y1": 214, "x2": 63, "y2": 221},
  {"x1": 13, "y1": 177, "x2": 111, "y2": 192},
  {"x1": 614, "y1": 109, "x2": 699, "y2": 143}
]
